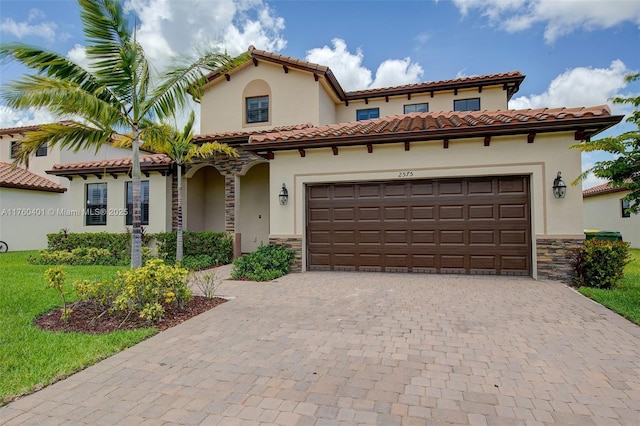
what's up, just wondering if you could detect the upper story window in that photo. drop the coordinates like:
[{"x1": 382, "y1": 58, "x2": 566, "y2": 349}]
[
  {"x1": 622, "y1": 199, "x2": 631, "y2": 218},
  {"x1": 246, "y1": 96, "x2": 269, "y2": 123},
  {"x1": 86, "y1": 183, "x2": 107, "y2": 226},
  {"x1": 404, "y1": 103, "x2": 429, "y2": 114},
  {"x1": 36, "y1": 143, "x2": 48, "y2": 157},
  {"x1": 126, "y1": 180, "x2": 150, "y2": 225},
  {"x1": 357, "y1": 108, "x2": 380, "y2": 121},
  {"x1": 10, "y1": 141, "x2": 20, "y2": 159},
  {"x1": 454, "y1": 98, "x2": 481, "y2": 111}
]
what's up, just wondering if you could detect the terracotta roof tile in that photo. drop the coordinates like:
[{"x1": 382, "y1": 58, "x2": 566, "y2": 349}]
[
  {"x1": 194, "y1": 122, "x2": 315, "y2": 143},
  {"x1": 583, "y1": 182, "x2": 629, "y2": 198},
  {"x1": 246, "y1": 106, "x2": 622, "y2": 150},
  {"x1": 49, "y1": 154, "x2": 173, "y2": 176},
  {"x1": 0, "y1": 162, "x2": 66, "y2": 193}
]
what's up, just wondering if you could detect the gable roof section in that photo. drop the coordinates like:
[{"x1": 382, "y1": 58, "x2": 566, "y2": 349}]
[
  {"x1": 207, "y1": 46, "x2": 524, "y2": 103},
  {"x1": 583, "y1": 182, "x2": 629, "y2": 198},
  {"x1": 245, "y1": 106, "x2": 623, "y2": 152},
  {"x1": 47, "y1": 154, "x2": 173, "y2": 177},
  {"x1": 0, "y1": 162, "x2": 66, "y2": 193}
]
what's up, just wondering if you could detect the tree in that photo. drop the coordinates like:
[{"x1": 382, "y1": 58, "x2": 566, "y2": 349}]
[
  {"x1": 0, "y1": 0, "x2": 245, "y2": 268},
  {"x1": 572, "y1": 73, "x2": 640, "y2": 213},
  {"x1": 140, "y1": 111, "x2": 238, "y2": 262}
]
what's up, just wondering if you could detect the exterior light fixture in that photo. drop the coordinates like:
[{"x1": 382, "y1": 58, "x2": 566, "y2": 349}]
[
  {"x1": 279, "y1": 183, "x2": 289, "y2": 205},
  {"x1": 552, "y1": 171, "x2": 567, "y2": 199}
]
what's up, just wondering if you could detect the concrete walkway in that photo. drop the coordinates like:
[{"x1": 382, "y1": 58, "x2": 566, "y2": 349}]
[{"x1": 2, "y1": 272, "x2": 640, "y2": 425}]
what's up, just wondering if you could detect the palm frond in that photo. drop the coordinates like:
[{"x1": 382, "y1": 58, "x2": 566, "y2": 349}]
[
  {"x1": 0, "y1": 43, "x2": 115, "y2": 104},
  {"x1": 13, "y1": 122, "x2": 113, "y2": 166},
  {"x1": 192, "y1": 142, "x2": 239, "y2": 160},
  {"x1": 145, "y1": 52, "x2": 239, "y2": 120},
  {"x1": 2, "y1": 76, "x2": 125, "y2": 129}
]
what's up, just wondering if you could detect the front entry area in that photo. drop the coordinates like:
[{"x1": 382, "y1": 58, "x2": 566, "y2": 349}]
[{"x1": 306, "y1": 175, "x2": 531, "y2": 275}]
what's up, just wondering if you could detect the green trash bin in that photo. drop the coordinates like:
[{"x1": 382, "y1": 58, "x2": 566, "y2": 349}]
[{"x1": 584, "y1": 230, "x2": 623, "y2": 242}]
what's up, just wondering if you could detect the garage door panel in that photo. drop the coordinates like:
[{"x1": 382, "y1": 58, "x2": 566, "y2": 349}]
[{"x1": 307, "y1": 176, "x2": 531, "y2": 275}]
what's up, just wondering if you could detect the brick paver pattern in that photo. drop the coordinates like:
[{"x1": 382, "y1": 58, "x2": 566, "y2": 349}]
[{"x1": 2, "y1": 271, "x2": 640, "y2": 425}]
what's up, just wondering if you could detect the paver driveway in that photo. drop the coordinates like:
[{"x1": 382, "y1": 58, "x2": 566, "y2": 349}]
[{"x1": 2, "y1": 272, "x2": 640, "y2": 425}]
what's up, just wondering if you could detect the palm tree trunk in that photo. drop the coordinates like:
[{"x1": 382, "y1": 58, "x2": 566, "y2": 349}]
[
  {"x1": 176, "y1": 163, "x2": 183, "y2": 262},
  {"x1": 131, "y1": 126, "x2": 143, "y2": 269}
]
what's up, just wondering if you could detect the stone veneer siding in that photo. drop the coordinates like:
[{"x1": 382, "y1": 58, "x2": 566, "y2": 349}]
[
  {"x1": 536, "y1": 238, "x2": 583, "y2": 282},
  {"x1": 269, "y1": 236, "x2": 303, "y2": 273}
]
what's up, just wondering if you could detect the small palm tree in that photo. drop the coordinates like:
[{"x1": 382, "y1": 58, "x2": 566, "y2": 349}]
[
  {"x1": 144, "y1": 111, "x2": 238, "y2": 262},
  {"x1": 0, "y1": 0, "x2": 246, "y2": 268}
]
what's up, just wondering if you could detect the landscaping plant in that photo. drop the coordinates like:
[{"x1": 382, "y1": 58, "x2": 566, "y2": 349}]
[
  {"x1": 573, "y1": 239, "x2": 630, "y2": 289},
  {"x1": 231, "y1": 244, "x2": 295, "y2": 281},
  {"x1": 44, "y1": 266, "x2": 72, "y2": 321}
]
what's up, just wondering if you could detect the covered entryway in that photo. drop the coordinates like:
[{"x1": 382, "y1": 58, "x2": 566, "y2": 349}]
[{"x1": 306, "y1": 175, "x2": 531, "y2": 275}]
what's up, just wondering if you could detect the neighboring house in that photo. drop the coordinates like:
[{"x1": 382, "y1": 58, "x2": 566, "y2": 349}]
[
  {"x1": 0, "y1": 162, "x2": 67, "y2": 251},
  {"x1": 0, "y1": 124, "x2": 146, "y2": 250},
  {"x1": 583, "y1": 183, "x2": 640, "y2": 248},
  {"x1": 2, "y1": 46, "x2": 624, "y2": 281}
]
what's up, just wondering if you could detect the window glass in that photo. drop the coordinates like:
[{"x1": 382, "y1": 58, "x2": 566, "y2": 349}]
[
  {"x1": 36, "y1": 143, "x2": 48, "y2": 157},
  {"x1": 126, "y1": 181, "x2": 150, "y2": 225},
  {"x1": 622, "y1": 199, "x2": 631, "y2": 218},
  {"x1": 246, "y1": 96, "x2": 269, "y2": 123},
  {"x1": 404, "y1": 103, "x2": 429, "y2": 114},
  {"x1": 86, "y1": 183, "x2": 107, "y2": 226},
  {"x1": 454, "y1": 98, "x2": 481, "y2": 111},
  {"x1": 10, "y1": 141, "x2": 20, "y2": 159},
  {"x1": 356, "y1": 108, "x2": 380, "y2": 121}
]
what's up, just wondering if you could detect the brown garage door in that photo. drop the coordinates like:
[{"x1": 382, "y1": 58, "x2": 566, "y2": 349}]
[{"x1": 306, "y1": 176, "x2": 531, "y2": 275}]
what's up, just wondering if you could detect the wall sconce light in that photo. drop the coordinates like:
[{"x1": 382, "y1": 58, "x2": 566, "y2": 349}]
[
  {"x1": 552, "y1": 171, "x2": 567, "y2": 199},
  {"x1": 279, "y1": 183, "x2": 289, "y2": 205}
]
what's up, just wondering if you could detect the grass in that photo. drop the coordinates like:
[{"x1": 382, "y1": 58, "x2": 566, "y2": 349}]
[
  {"x1": 0, "y1": 251, "x2": 157, "y2": 405},
  {"x1": 579, "y1": 248, "x2": 640, "y2": 325}
]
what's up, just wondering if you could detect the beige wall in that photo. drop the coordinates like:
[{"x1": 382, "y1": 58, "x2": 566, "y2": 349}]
[
  {"x1": 584, "y1": 191, "x2": 640, "y2": 248},
  {"x1": 0, "y1": 188, "x2": 68, "y2": 251},
  {"x1": 66, "y1": 173, "x2": 171, "y2": 234},
  {"x1": 334, "y1": 86, "x2": 509, "y2": 123},
  {"x1": 267, "y1": 132, "x2": 583, "y2": 275},
  {"x1": 201, "y1": 62, "x2": 323, "y2": 134},
  {"x1": 238, "y1": 162, "x2": 270, "y2": 252},
  {"x1": 184, "y1": 165, "x2": 225, "y2": 232}
]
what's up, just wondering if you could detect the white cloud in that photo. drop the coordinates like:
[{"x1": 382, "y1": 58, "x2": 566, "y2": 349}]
[
  {"x1": 305, "y1": 39, "x2": 423, "y2": 92},
  {"x1": 452, "y1": 0, "x2": 640, "y2": 43},
  {"x1": 0, "y1": 18, "x2": 57, "y2": 43},
  {"x1": 509, "y1": 60, "x2": 631, "y2": 111},
  {"x1": 0, "y1": 106, "x2": 57, "y2": 128},
  {"x1": 124, "y1": 0, "x2": 286, "y2": 70},
  {"x1": 66, "y1": 44, "x2": 89, "y2": 71}
]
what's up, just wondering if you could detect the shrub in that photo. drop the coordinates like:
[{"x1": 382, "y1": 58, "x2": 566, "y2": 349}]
[
  {"x1": 44, "y1": 267, "x2": 72, "y2": 321},
  {"x1": 181, "y1": 255, "x2": 216, "y2": 271},
  {"x1": 47, "y1": 230, "x2": 146, "y2": 261},
  {"x1": 231, "y1": 244, "x2": 295, "y2": 282},
  {"x1": 155, "y1": 231, "x2": 233, "y2": 267},
  {"x1": 112, "y1": 259, "x2": 192, "y2": 321},
  {"x1": 573, "y1": 240, "x2": 631, "y2": 289},
  {"x1": 192, "y1": 271, "x2": 223, "y2": 298},
  {"x1": 30, "y1": 248, "x2": 123, "y2": 266}
]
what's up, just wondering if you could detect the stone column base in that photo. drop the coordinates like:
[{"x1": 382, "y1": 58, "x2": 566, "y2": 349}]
[
  {"x1": 269, "y1": 236, "x2": 303, "y2": 273},
  {"x1": 536, "y1": 238, "x2": 584, "y2": 282}
]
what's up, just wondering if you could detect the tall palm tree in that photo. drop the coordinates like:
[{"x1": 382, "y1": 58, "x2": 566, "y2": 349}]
[
  {"x1": 0, "y1": 0, "x2": 245, "y2": 268},
  {"x1": 144, "y1": 111, "x2": 238, "y2": 262}
]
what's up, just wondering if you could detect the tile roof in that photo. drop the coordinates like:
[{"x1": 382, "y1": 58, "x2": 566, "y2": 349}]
[
  {"x1": 246, "y1": 106, "x2": 623, "y2": 151},
  {"x1": 0, "y1": 162, "x2": 67, "y2": 193},
  {"x1": 194, "y1": 122, "x2": 315, "y2": 144},
  {"x1": 48, "y1": 154, "x2": 173, "y2": 176},
  {"x1": 583, "y1": 182, "x2": 629, "y2": 198},
  {"x1": 0, "y1": 121, "x2": 75, "y2": 138},
  {"x1": 208, "y1": 46, "x2": 524, "y2": 102}
]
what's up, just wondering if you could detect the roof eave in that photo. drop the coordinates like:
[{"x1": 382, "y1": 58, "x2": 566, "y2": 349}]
[
  {"x1": 0, "y1": 182, "x2": 67, "y2": 193},
  {"x1": 243, "y1": 115, "x2": 624, "y2": 152}
]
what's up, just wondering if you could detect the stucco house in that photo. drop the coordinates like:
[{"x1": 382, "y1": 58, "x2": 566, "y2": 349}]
[
  {"x1": 583, "y1": 183, "x2": 639, "y2": 248},
  {"x1": 0, "y1": 124, "x2": 146, "y2": 250},
  {"x1": 3, "y1": 46, "x2": 624, "y2": 280}
]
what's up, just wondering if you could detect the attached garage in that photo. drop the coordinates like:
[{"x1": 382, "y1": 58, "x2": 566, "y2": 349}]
[{"x1": 306, "y1": 176, "x2": 531, "y2": 275}]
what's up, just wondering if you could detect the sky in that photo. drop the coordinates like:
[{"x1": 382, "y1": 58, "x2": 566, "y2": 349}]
[{"x1": 1, "y1": 0, "x2": 639, "y2": 188}]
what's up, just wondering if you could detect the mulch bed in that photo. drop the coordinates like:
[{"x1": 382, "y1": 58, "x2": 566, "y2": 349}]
[{"x1": 34, "y1": 296, "x2": 228, "y2": 334}]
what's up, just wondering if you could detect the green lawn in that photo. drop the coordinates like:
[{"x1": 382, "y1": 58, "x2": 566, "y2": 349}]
[
  {"x1": 0, "y1": 251, "x2": 156, "y2": 405},
  {"x1": 579, "y1": 248, "x2": 640, "y2": 325}
]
